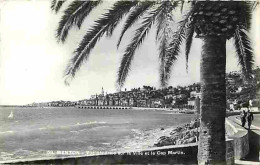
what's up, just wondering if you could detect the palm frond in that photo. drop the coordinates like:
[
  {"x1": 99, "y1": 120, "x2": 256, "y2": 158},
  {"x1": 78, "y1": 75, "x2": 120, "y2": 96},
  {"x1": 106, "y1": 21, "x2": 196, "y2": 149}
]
[
  {"x1": 64, "y1": 1, "x2": 138, "y2": 84},
  {"x1": 117, "y1": 7, "x2": 162, "y2": 89},
  {"x1": 251, "y1": 1, "x2": 259, "y2": 10},
  {"x1": 75, "y1": 1, "x2": 102, "y2": 29},
  {"x1": 239, "y1": 1, "x2": 253, "y2": 30},
  {"x1": 162, "y1": 27, "x2": 184, "y2": 86},
  {"x1": 56, "y1": 1, "x2": 102, "y2": 43},
  {"x1": 156, "y1": 1, "x2": 178, "y2": 40},
  {"x1": 159, "y1": 38, "x2": 167, "y2": 87},
  {"x1": 185, "y1": 25, "x2": 194, "y2": 72},
  {"x1": 184, "y1": 1, "x2": 197, "y2": 72},
  {"x1": 156, "y1": 1, "x2": 177, "y2": 88},
  {"x1": 51, "y1": 0, "x2": 67, "y2": 13},
  {"x1": 233, "y1": 25, "x2": 254, "y2": 80},
  {"x1": 161, "y1": 8, "x2": 195, "y2": 86},
  {"x1": 180, "y1": 0, "x2": 184, "y2": 13},
  {"x1": 51, "y1": 0, "x2": 57, "y2": 11},
  {"x1": 105, "y1": 1, "x2": 139, "y2": 37},
  {"x1": 117, "y1": 1, "x2": 155, "y2": 48}
]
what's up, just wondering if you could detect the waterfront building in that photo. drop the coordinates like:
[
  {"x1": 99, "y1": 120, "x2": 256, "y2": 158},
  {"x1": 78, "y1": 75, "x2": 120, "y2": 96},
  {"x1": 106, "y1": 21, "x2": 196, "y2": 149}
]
[
  {"x1": 97, "y1": 95, "x2": 105, "y2": 106},
  {"x1": 188, "y1": 97, "x2": 196, "y2": 106},
  {"x1": 164, "y1": 94, "x2": 175, "y2": 99},
  {"x1": 119, "y1": 98, "x2": 129, "y2": 106},
  {"x1": 114, "y1": 98, "x2": 119, "y2": 106},
  {"x1": 108, "y1": 95, "x2": 115, "y2": 106},
  {"x1": 190, "y1": 91, "x2": 201, "y2": 99},
  {"x1": 150, "y1": 98, "x2": 164, "y2": 108},
  {"x1": 177, "y1": 94, "x2": 187, "y2": 99},
  {"x1": 136, "y1": 99, "x2": 147, "y2": 107},
  {"x1": 129, "y1": 98, "x2": 137, "y2": 107}
]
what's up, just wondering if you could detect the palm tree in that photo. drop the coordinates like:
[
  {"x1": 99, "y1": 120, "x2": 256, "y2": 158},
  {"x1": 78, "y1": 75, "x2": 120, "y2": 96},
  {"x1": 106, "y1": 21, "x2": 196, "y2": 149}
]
[{"x1": 52, "y1": 0, "x2": 257, "y2": 164}]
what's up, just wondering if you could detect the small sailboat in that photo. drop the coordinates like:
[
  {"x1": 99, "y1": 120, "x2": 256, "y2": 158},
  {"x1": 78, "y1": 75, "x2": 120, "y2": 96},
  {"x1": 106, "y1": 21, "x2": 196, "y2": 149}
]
[{"x1": 8, "y1": 111, "x2": 14, "y2": 119}]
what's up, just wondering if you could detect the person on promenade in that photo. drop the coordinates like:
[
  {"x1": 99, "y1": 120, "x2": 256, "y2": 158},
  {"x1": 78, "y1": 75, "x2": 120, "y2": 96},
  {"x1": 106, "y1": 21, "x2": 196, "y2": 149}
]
[
  {"x1": 246, "y1": 109, "x2": 254, "y2": 130},
  {"x1": 240, "y1": 110, "x2": 247, "y2": 127},
  {"x1": 249, "y1": 99, "x2": 253, "y2": 109}
]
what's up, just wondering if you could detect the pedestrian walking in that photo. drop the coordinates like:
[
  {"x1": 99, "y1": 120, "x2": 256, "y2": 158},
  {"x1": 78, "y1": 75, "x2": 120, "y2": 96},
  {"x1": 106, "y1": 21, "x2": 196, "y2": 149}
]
[
  {"x1": 240, "y1": 110, "x2": 247, "y2": 127},
  {"x1": 246, "y1": 109, "x2": 254, "y2": 129},
  {"x1": 249, "y1": 99, "x2": 253, "y2": 109}
]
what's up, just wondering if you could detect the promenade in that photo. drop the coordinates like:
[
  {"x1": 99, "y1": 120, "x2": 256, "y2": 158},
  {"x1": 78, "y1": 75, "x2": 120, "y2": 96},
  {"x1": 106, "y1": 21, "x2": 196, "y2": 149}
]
[{"x1": 228, "y1": 113, "x2": 260, "y2": 165}]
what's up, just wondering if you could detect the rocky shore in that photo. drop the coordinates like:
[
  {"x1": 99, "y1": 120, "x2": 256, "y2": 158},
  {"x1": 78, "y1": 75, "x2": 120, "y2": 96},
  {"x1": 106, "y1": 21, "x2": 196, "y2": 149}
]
[{"x1": 154, "y1": 120, "x2": 200, "y2": 147}]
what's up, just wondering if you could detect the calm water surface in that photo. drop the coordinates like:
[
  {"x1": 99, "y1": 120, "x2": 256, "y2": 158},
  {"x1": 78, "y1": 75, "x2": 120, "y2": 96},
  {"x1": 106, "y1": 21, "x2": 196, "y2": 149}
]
[{"x1": 0, "y1": 107, "x2": 195, "y2": 161}]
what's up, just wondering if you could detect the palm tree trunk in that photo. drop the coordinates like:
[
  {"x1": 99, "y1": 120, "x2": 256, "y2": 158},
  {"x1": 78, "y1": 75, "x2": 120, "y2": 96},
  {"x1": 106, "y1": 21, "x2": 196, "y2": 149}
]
[{"x1": 198, "y1": 36, "x2": 227, "y2": 164}]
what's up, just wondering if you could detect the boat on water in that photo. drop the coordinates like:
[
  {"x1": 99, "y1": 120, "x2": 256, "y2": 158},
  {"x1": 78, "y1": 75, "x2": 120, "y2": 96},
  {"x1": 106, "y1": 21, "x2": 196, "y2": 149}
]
[{"x1": 8, "y1": 111, "x2": 14, "y2": 119}]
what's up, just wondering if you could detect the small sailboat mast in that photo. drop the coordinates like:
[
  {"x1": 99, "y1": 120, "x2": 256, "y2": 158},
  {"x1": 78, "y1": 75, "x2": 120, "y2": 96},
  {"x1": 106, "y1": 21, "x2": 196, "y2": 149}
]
[{"x1": 8, "y1": 111, "x2": 14, "y2": 119}]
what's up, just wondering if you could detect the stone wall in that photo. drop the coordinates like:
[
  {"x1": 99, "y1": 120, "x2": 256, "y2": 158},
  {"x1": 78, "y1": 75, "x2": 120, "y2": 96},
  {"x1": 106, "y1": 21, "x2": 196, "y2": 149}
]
[
  {"x1": 226, "y1": 120, "x2": 237, "y2": 136},
  {"x1": 226, "y1": 139, "x2": 235, "y2": 165},
  {"x1": 226, "y1": 118, "x2": 249, "y2": 160},
  {"x1": 4, "y1": 140, "x2": 236, "y2": 164},
  {"x1": 232, "y1": 131, "x2": 249, "y2": 159},
  {"x1": 4, "y1": 144, "x2": 198, "y2": 164}
]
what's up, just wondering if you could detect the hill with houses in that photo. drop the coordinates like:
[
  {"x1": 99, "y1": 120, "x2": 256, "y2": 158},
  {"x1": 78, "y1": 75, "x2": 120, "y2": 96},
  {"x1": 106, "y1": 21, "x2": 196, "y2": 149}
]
[{"x1": 28, "y1": 67, "x2": 260, "y2": 110}]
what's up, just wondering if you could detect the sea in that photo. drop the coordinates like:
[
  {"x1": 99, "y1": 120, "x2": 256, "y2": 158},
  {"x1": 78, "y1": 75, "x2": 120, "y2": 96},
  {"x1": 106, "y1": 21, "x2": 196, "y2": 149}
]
[{"x1": 0, "y1": 107, "x2": 195, "y2": 162}]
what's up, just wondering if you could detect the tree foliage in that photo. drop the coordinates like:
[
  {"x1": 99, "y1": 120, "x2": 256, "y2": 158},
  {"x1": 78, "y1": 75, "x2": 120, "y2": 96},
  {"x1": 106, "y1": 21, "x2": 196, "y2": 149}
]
[{"x1": 52, "y1": 0, "x2": 256, "y2": 89}]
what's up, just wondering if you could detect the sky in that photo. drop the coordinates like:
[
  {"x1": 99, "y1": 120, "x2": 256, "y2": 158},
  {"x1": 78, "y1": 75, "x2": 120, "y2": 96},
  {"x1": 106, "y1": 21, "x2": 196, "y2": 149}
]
[{"x1": 0, "y1": 0, "x2": 259, "y2": 105}]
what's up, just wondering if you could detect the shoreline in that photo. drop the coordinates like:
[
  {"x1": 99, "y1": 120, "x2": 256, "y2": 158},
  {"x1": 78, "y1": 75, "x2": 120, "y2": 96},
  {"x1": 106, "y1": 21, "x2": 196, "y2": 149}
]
[
  {"x1": 112, "y1": 126, "x2": 179, "y2": 152},
  {"x1": 0, "y1": 107, "x2": 196, "y2": 163},
  {"x1": 0, "y1": 106, "x2": 196, "y2": 114},
  {"x1": 0, "y1": 122, "x2": 195, "y2": 164},
  {"x1": 0, "y1": 125, "x2": 183, "y2": 164}
]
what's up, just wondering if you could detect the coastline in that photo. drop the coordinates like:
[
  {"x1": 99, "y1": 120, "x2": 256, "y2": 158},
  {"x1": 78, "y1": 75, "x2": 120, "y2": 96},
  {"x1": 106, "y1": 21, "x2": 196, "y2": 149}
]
[
  {"x1": 0, "y1": 107, "x2": 196, "y2": 162},
  {"x1": 112, "y1": 119, "x2": 199, "y2": 153},
  {"x1": 0, "y1": 123, "x2": 196, "y2": 164},
  {"x1": 112, "y1": 126, "x2": 177, "y2": 152},
  {"x1": 1, "y1": 106, "x2": 196, "y2": 115}
]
